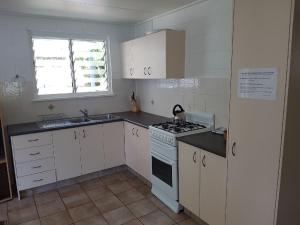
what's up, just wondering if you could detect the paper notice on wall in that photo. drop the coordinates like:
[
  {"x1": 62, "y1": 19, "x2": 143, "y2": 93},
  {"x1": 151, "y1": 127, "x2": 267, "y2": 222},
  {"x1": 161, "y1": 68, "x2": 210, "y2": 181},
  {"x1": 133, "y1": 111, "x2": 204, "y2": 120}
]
[{"x1": 238, "y1": 68, "x2": 278, "y2": 101}]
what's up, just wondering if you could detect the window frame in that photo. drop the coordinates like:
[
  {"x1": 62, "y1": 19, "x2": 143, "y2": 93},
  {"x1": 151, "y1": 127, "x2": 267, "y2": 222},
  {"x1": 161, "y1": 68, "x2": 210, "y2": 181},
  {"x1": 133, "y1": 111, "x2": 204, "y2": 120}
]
[{"x1": 29, "y1": 31, "x2": 113, "y2": 101}]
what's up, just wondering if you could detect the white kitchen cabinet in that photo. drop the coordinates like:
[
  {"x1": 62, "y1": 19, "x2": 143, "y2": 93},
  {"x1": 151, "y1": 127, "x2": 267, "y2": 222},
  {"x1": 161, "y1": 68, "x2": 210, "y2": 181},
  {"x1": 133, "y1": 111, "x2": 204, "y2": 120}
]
[
  {"x1": 124, "y1": 122, "x2": 151, "y2": 181},
  {"x1": 178, "y1": 142, "x2": 200, "y2": 217},
  {"x1": 103, "y1": 122, "x2": 125, "y2": 169},
  {"x1": 122, "y1": 29, "x2": 185, "y2": 79},
  {"x1": 79, "y1": 125, "x2": 105, "y2": 175},
  {"x1": 121, "y1": 40, "x2": 135, "y2": 78},
  {"x1": 53, "y1": 128, "x2": 81, "y2": 181},
  {"x1": 178, "y1": 142, "x2": 226, "y2": 225},
  {"x1": 200, "y1": 150, "x2": 226, "y2": 225}
]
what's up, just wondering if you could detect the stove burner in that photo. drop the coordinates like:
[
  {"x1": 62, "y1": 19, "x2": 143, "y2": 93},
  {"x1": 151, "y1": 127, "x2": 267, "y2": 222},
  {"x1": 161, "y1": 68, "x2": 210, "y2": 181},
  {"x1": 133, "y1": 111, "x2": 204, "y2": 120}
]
[{"x1": 152, "y1": 121, "x2": 207, "y2": 134}]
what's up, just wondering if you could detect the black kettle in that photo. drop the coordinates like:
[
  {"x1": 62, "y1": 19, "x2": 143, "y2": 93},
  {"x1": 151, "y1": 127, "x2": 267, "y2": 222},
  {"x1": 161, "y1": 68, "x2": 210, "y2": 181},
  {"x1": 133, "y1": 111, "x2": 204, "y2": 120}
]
[{"x1": 172, "y1": 104, "x2": 186, "y2": 121}]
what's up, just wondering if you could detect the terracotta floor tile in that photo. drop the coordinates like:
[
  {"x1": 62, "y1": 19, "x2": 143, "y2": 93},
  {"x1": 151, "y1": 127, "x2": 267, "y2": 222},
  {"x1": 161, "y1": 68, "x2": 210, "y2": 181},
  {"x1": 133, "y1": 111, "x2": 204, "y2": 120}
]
[
  {"x1": 122, "y1": 171, "x2": 136, "y2": 180},
  {"x1": 8, "y1": 197, "x2": 35, "y2": 211},
  {"x1": 161, "y1": 207, "x2": 189, "y2": 223},
  {"x1": 0, "y1": 202, "x2": 8, "y2": 221},
  {"x1": 135, "y1": 184, "x2": 152, "y2": 197},
  {"x1": 80, "y1": 178, "x2": 104, "y2": 192},
  {"x1": 40, "y1": 211, "x2": 73, "y2": 225},
  {"x1": 122, "y1": 219, "x2": 143, "y2": 225},
  {"x1": 37, "y1": 198, "x2": 66, "y2": 217},
  {"x1": 100, "y1": 174, "x2": 125, "y2": 185},
  {"x1": 140, "y1": 210, "x2": 175, "y2": 225},
  {"x1": 177, "y1": 218, "x2": 202, "y2": 225},
  {"x1": 127, "y1": 178, "x2": 145, "y2": 188},
  {"x1": 18, "y1": 219, "x2": 41, "y2": 225},
  {"x1": 86, "y1": 186, "x2": 114, "y2": 201},
  {"x1": 148, "y1": 196, "x2": 167, "y2": 209},
  {"x1": 94, "y1": 195, "x2": 124, "y2": 213},
  {"x1": 127, "y1": 199, "x2": 157, "y2": 218},
  {"x1": 34, "y1": 190, "x2": 60, "y2": 206},
  {"x1": 8, "y1": 205, "x2": 38, "y2": 225},
  {"x1": 116, "y1": 189, "x2": 145, "y2": 205},
  {"x1": 74, "y1": 215, "x2": 108, "y2": 225},
  {"x1": 68, "y1": 202, "x2": 100, "y2": 222},
  {"x1": 102, "y1": 206, "x2": 135, "y2": 225},
  {"x1": 62, "y1": 192, "x2": 91, "y2": 209},
  {"x1": 107, "y1": 181, "x2": 132, "y2": 194},
  {"x1": 59, "y1": 184, "x2": 83, "y2": 198}
]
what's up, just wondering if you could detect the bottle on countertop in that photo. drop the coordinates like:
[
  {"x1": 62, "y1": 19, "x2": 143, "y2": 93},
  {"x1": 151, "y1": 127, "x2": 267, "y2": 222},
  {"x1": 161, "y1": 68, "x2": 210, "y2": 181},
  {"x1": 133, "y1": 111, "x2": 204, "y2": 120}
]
[{"x1": 130, "y1": 91, "x2": 140, "y2": 113}]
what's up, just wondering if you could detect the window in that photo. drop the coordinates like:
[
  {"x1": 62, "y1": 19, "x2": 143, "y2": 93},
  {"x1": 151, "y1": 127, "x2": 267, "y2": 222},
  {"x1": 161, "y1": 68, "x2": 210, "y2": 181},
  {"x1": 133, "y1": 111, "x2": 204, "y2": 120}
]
[{"x1": 32, "y1": 37, "x2": 111, "y2": 98}]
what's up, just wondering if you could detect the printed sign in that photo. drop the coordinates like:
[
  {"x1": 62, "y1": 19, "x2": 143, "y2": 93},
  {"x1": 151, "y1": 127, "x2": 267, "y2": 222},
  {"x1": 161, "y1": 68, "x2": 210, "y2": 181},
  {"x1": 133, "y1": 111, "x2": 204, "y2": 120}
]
[{"x1": 238, "y1": 68, "x2": 278, "y2": 101}]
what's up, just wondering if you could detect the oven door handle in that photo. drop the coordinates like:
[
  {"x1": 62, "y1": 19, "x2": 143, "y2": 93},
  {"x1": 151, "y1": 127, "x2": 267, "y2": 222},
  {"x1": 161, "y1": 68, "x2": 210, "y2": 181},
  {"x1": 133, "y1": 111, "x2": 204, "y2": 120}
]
[
  {"x1": 151, "y1": 151, "x2": 174, "y2": 165},
  {"x1": 151, "y1": 139, "x2": 177, "y2": 151}
]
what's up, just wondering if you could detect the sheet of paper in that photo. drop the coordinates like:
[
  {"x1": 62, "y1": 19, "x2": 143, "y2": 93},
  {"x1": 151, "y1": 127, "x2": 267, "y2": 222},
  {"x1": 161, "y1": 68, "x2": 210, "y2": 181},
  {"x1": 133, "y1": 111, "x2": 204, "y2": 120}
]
[{"x1": 238, "y1": 68, "x2": 278, "y2": 101}]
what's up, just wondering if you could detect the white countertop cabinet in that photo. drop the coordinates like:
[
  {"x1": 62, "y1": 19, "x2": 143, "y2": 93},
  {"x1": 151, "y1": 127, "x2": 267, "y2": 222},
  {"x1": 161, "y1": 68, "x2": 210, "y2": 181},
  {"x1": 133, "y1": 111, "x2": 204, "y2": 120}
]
[
  {"x1": 124, "y1": 122, "x2": 151, "y2": 181},
  {"x1": 178, "y1": 141, "x2": 226, "y2": 225},
  {"x1": 11, "y1": 121, "x2": 125, "y2": 198}
]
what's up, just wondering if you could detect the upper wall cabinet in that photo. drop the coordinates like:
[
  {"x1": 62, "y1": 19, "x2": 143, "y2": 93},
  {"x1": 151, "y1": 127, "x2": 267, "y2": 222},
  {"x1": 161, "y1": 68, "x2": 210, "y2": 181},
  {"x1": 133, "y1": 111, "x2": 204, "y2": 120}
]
[{"x1": 121, "y1": 30, "x2": 186, "y2": 79}]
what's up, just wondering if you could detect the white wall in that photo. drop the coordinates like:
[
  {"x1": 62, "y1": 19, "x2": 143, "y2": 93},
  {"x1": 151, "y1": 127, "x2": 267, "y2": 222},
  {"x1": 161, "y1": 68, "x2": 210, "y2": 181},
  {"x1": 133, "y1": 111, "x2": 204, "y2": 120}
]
[
  {"x1": 134, "y1": 0, "x2": 233, "y2": 128},
  {"x1": 0, "y1": 14, "x2": 135, "y2": 125}
]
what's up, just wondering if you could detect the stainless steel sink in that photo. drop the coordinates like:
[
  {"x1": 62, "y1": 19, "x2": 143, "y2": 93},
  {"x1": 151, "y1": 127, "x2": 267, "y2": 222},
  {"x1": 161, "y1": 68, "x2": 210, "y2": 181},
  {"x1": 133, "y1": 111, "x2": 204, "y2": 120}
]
[{"x1": 37, "y1": 114, "x2": 120, "y2": 128}]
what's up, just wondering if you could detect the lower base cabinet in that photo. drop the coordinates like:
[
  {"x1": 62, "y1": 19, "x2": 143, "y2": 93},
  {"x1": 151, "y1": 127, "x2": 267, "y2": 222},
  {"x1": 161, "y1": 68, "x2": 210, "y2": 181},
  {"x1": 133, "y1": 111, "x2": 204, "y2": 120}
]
[
  {"x1": 12, "y1": 121, "x2": 125, "y2": 196},
  {"x1": 53, "y1": 128, "x2": 82, "y2": 181},
  {"x1": 124, "y1": 122, "x2": 151, "y2": 181},
  {"x1": 179, "y1": 142, "x2": 226, "y2": 225}
]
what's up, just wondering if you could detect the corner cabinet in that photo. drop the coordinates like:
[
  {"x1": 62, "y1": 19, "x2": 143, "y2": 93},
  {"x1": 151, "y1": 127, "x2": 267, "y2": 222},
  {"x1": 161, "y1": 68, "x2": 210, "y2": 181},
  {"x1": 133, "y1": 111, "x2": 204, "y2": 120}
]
[
  {"x1": 124, "y1": 122, "x2": 151, "y2": 181},
  {"x1": 178, "y1": 142, "x2": 226, "y2": 225},
  {"x1": 121, "y1": 29, "x2": 186, "y2": 79}
]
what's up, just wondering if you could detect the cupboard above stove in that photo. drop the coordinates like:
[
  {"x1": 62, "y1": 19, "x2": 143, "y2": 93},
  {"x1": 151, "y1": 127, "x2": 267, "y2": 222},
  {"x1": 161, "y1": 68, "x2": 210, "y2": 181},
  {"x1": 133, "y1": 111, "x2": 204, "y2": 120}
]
[{"x1": 121, "y1": 29, "x2": 185, "y2": 79}]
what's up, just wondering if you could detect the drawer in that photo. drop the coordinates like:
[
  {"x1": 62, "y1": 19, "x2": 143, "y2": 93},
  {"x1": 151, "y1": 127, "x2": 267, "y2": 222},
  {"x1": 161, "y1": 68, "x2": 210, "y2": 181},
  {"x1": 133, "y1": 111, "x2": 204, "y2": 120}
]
[
  {"x1": 16, "y1": 157, "x2": 55, "y2": 177},
  {"x1": 12, "y1": 132, "x2": 52, "y2": 150},
  {"x1": 14, "y1": 145, "x2": 54, "y2": 163},
  {"x1": 18, "y1": 170, "x2": 56, "y2": 191}
]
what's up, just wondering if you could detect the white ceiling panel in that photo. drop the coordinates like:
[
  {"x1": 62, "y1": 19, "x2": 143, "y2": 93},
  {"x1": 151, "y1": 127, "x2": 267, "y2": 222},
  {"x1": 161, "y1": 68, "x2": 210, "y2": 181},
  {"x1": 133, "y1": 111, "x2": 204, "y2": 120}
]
[{"x1": 0, "y1": 0, "x2": 199, "y2": 23}]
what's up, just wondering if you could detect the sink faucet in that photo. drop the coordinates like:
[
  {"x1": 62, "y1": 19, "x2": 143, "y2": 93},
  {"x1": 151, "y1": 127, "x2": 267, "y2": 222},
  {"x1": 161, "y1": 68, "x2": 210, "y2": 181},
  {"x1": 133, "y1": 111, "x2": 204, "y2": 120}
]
[{"x1": 79, "y1": 108, "x2": 89, "y2": 121}]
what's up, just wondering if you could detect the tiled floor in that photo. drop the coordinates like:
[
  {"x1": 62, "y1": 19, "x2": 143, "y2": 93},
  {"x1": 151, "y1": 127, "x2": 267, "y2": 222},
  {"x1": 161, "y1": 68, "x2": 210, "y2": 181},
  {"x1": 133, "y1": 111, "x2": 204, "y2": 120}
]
[{"x1": 0, "y1": 170, "x2": 202, "y2": 225}]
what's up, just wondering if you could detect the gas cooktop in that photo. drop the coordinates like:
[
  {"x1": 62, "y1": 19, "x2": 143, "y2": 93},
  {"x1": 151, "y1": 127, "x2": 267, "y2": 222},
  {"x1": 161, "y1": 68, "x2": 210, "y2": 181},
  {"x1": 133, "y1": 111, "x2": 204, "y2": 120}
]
[{"x1": 151, "y1": 121, "x2": 207, "y2": 134}]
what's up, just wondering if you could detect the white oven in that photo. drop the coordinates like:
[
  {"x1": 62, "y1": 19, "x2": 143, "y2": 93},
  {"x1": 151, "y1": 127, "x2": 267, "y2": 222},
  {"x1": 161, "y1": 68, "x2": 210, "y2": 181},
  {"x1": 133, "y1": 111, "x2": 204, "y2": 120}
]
[{"x1": 150, "y1": 138, "x2": 181, "y2": 212}]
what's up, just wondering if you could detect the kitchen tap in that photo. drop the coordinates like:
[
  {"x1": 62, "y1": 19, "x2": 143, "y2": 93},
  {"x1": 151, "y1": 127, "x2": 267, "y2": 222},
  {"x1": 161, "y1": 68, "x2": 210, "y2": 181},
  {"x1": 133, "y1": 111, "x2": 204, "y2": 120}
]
[{"x1": 79, "y1": 108, "x2": 89, "y2": 121}]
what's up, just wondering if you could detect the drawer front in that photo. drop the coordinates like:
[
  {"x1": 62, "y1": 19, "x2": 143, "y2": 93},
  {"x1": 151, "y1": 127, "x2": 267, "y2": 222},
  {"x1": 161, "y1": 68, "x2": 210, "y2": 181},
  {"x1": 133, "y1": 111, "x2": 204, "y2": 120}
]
[
  {"x1": 16, "y1": 157, "x2": 55, "y2": 177},
  {"x1": 14, "y1": 145, "x2": 54, "y2": 163},
  {"x1": 18, "y1": 170, "x2": 56, "y2": 191},
  {"x1": 12, "y1": 132, "x2": 52, "y2": 150}
]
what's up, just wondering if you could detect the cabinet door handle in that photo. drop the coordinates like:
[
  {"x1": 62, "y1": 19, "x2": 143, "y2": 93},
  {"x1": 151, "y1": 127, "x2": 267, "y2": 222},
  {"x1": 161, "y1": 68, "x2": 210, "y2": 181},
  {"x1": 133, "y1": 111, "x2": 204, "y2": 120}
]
[
  {"x1": 193, "y1": 152, "x2": 197, "y2": 163},
  {"x1": 136, "y1": 129, "x2": 139, "y2": 137},
  {"x1": 144, "y1": 67, "x2": 147, "y2": 76},
  {"x1": 33, "y1": 179, "x2": 44, "y2": 182},
  {"x1": 28, "y1": 138, "x2": 39, "y2": 142},
  {"x1": 74, "y1": 130, "x2": 77, "y2": 140},
  {"x1": 29, "y1": 152, "x2": 40, "y2": 156},
  {"x1": 202, "y1": 155, "x2": 206, "y2": 167},
  {"x1": 83, "y1": 129, "x2": 86, "y2": 138},
  {"x1": 148, "y1": 67, "x2": 152, "y2": 76},
  {"x1": 232, "y1": 142, "x2": 237, "y2": 157},
  {"x1": 132, "y1": 128, "x2": 135, "y2": 136},
  {"x1": 130, "y1": 68, "x2": 133, "y2": 76},
  {"x1": 32, "y1": 165, "x2": 42, "y2": 169}
]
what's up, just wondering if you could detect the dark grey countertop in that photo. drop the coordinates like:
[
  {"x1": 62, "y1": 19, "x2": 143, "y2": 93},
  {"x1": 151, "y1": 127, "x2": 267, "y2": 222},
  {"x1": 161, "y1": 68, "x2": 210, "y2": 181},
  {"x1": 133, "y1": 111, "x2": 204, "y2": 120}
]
[
  {"x1": 7, "y1": 111, "x2": 169, "y2": 136},
  {"x1": 177, "y1": 131, "x2": 227, "y2": 158}
]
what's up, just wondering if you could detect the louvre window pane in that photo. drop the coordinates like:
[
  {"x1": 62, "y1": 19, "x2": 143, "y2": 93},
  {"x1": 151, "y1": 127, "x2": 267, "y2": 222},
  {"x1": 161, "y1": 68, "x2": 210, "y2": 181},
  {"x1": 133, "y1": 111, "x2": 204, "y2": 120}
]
[
  {"x1": 32, "y1": 38, "x2": 73, "y2": 95},
  {"x1": 72, "y1": 40, "x2": 108, "y2": 93}
]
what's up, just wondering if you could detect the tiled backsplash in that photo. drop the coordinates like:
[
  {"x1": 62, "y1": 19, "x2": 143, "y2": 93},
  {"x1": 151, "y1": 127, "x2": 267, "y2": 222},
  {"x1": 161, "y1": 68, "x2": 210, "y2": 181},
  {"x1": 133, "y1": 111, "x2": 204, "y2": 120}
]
[{"x1": 136, "y1": 77, "x2": 230, "y2": 128}]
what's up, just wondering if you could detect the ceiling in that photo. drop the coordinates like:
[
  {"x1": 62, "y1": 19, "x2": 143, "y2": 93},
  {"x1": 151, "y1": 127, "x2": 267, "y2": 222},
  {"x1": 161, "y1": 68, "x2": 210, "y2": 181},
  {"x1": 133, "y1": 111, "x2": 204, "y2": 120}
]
[{"x1": 0, "y1": 0, "x2": 199, "y2": 23}]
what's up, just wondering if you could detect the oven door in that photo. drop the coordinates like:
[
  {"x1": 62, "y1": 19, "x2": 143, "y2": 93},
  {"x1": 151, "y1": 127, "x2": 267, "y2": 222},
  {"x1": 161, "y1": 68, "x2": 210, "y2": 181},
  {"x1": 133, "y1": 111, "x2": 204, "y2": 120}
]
[{"x1": 151, "y1": 150, "x2": 178, "y2": 200}]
